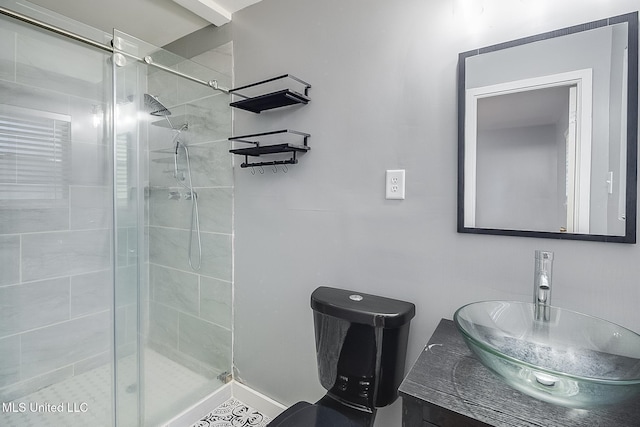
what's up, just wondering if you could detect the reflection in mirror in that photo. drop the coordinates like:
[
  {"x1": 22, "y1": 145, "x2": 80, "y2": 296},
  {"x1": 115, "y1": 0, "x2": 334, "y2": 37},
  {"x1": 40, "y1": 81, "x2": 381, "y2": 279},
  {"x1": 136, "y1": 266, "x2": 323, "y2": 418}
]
[{"x1": 458, "y1": 12, "x2": 638, "y2": 243}]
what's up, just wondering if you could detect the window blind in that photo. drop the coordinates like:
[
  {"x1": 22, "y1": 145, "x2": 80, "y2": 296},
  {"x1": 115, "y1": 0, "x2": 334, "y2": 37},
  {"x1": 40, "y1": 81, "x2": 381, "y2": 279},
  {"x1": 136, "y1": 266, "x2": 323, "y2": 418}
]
[{"x1": 0, "y1": 105, "x2": 71, "y2": 201}]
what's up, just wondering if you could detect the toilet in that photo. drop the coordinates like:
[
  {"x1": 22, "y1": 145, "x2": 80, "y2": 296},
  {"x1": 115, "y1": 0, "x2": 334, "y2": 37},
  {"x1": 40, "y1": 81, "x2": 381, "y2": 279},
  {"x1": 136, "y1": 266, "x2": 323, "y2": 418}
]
[{"x1": 269, "y1": 286, "x2": 416, "y2": 427}]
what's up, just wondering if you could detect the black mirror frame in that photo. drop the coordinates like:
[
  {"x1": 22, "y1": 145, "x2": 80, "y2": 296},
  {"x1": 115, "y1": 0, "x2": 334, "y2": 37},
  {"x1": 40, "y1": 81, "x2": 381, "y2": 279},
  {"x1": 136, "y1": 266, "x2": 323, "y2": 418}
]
[{"x1": 457, "y1": 12, "x2": 638, "y2": 243}]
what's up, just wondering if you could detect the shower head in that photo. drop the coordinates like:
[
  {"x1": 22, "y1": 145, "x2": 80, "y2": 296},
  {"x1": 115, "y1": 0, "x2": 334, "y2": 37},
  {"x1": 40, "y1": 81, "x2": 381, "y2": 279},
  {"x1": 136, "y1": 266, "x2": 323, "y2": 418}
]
[{"x1": 144, "y1": 93, "x2": 171, "y2": 116}]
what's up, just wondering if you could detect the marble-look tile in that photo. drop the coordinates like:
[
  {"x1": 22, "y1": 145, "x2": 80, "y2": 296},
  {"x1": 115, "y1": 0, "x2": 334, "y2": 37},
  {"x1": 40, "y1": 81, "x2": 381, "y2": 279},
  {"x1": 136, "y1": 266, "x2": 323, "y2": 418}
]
[
  {"x1": 181, "y1": 141, "x2": 233, "y2": 188},
  {"x1": 116, "y1": 196, "x2": 139, "y2": 229},
  {"x1": 116, "y1": 226, "x2": 129, "y2": 267},
  {"x1": 21, "y1": 229, "x2": 111, "y2": 282},
  {"x1": 16, "y1": 27, "x2": 107, "y2": 100},
  {"x1": 196, "y1": 187, "x2": 233, "y2": 234},
  {"x1": 0, "y1": 235, "x2": 20, "y2": 286},
  {"x1": 122, "y1": 304, "x2": 138, "y2": 345},
  {"x1": 0, "y1": 80, "x2": 70, "y2": 116},
  {"x1": 69, "y1": 96, "x2": 106, "y2": 145},
  {"x1": 176, "y1": 61, "x2": 228, "y2": 106},
  {"x1": 0, "y1": 335, "x2": 20, "y2": 388},
  {"x1": 0, "y1": 112, "x2": 17, "y2": 184},
  {"x1": 73, "y1": 351, "x2": 111, "y2": 376},
  {"x1": 148, "y1": 227, "x2": 188, "y2": 272},
  {"x1": 150, "y1": 264, "x2": 199, "y2": 313},
  {"x1": 149, "y1": 187, "x2": 193, "y2": 230},
  {"x1": 148, "y1": 153, "x2": 183, "y2": 191},
  {"x1": 149, "y1": 185, "x2": 231, "y2": 233},
  {"x1": 200, "y1": 277, "x2": 232, "y2": 330},
  {"x1": 147, "y1": 117, "x2": 176, "y2": 153},
  {"x1": 148, "y1": 302, "x2": 179, "y2": 350},
  {"x1": 147, "y1": 69, "x2": 178, "y2": 112},
  {"x1": 70, "y1": 186, "x2": 112, "y2": 230},
  {"x1": 178, "y1": 312, "x2": 231, "y2": 372},
  {"x1": 70, "y1": 270, "x2": 111, "y2": 318},
  {"x1": 115, "y1": 305, "x2": 136, "y2": 351},
  {"x1": 127, "y1": 226, "x2": 140, "y2": 266},
  {"x1": 0, "y1": 26, "x2": 15, "y2": 82},
  {"x1": 198, "y1": 231, "x2": 233, "y2": 282},
  {"x1": 184, "y1": 94, "x2": 231, "y2": 145},
  {"x1": 0, "y1": 365, "x2": 73, "y2": 403},
  {"x1": 0, "y1": 184, "x2": 66, "y2": 208},
  {"x1": 0, "y1": 278, "x2": 70, "y2": 337},
  {"x1": 115, "y1": 222, "x2": 138, "y2": 262},
  {"x1": 149, "y1": 226, "x2": 232, "y2": 281},
  {"x1": 115, "y1": 264, "x2": 137, "y2": 308},
  {"x1": 70, "y1": 141, "x2": 110, "y2": 186},
  {"x1": 20, "y1": 311, "x2": 110, "y2": 379},
  {"x1": 0, "y1": 206, "x2": 69, "y2": 235}
]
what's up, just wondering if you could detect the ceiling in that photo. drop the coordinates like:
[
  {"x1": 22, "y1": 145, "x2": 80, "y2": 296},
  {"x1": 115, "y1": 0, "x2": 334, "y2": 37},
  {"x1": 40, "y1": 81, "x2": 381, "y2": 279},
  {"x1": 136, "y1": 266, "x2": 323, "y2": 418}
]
[{"x1": 26, "y1": 0, "x2": 262, "y2": 47}]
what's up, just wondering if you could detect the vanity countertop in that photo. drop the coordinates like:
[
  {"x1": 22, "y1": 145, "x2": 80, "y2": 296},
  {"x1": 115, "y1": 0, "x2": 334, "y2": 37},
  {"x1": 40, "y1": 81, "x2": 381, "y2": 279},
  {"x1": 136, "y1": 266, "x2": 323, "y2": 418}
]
[{"x1": 398, "y1": 319, "x2": 640, "y2": 427}]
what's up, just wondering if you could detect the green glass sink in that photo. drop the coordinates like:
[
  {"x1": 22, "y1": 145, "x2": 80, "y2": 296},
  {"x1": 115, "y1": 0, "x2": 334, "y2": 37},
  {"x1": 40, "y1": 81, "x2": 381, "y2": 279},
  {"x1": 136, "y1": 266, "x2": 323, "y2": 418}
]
[{"x1": 454, "y1": 301, "x2": 640, "y2": 408}]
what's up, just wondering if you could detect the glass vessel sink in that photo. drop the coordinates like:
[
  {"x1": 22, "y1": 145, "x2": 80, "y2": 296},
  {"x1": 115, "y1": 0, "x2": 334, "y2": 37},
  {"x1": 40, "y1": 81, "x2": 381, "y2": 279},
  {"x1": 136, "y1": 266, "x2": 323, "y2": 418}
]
[{"x1": 454, "y1": 301, "x2": 640, "y2": 408}]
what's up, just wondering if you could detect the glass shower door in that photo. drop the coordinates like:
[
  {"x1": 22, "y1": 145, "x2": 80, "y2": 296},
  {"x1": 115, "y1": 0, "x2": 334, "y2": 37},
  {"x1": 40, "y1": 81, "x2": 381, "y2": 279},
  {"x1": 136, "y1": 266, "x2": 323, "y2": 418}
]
[
  {"x1": 0, "y1": 2, "x2": 116, "y2": 426},
  {"x1": 113, "y1": 30, "x2": 233, "y2": 426}
]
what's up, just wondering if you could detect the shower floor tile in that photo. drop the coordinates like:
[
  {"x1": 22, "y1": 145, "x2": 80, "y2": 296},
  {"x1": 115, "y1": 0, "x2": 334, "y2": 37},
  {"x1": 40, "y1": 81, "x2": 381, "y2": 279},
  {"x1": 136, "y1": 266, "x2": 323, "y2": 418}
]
[
  {"x1": 0, "y1": 349, "x2": 217, "y2": 427},
  {"x1": 191, "y1": 397, "x2": 272, "y2": 427}
]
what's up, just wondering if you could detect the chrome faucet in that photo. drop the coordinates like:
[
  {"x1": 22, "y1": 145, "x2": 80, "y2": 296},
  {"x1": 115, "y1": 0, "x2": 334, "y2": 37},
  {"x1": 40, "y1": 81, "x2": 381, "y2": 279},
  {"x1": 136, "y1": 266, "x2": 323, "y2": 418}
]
[{"x1": 534, "y1": 250, "x2": 554, "y2": 321}]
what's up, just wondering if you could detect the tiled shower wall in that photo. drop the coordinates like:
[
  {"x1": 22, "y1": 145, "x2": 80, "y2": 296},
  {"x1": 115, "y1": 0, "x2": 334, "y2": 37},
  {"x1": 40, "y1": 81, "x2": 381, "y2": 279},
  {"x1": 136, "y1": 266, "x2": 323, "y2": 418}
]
[
  {"x1": 145, "y1": 43, "x2": 233, "y2": 380},
  {"x1": 0, "y1": 19, "x2": 121, "y2": 402}
]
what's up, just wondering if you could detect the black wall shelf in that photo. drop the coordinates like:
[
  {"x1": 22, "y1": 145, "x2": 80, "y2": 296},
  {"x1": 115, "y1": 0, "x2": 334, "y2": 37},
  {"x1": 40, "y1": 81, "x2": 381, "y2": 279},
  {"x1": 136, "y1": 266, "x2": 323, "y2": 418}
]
[
  {"x1": 229, "y1": 74, "x2": 311, "y2": 113},
  {"x1": 229, "y1": 129, "x2": 310, "y2": 168}
]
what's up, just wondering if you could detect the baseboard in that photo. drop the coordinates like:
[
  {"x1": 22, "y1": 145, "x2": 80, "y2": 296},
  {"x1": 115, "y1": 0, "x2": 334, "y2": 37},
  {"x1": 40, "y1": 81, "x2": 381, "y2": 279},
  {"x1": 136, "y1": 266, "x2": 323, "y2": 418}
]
[{"x1": 163, "y1": 380, "x2": 286, "y2": 426}]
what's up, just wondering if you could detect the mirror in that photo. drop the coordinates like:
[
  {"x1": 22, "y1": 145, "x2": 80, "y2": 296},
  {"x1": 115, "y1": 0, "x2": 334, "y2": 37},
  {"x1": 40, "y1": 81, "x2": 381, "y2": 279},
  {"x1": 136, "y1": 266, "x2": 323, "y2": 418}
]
[{"x1": 458, "y1": 12, "x2": 638, "y2": 243}]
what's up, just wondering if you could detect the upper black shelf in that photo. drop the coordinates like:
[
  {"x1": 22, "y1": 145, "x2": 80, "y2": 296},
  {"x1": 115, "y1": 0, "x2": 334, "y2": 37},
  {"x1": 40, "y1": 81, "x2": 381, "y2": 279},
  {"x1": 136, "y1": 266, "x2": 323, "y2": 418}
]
[{"x1": 229, "y1": 74, "x2": 311, "y2": 113}]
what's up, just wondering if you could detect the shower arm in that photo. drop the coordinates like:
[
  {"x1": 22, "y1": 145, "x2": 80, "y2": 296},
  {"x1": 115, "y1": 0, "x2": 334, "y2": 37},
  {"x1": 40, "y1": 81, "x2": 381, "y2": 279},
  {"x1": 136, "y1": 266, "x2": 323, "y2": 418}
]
[{"x1": 0, "y1": 6, "x2": 230, "y2": 94}]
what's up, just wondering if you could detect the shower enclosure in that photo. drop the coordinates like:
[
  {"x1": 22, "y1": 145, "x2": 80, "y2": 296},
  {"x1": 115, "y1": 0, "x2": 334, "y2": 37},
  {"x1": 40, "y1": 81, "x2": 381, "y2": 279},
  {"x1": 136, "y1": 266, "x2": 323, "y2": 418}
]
[{"x1": 0, "y1": 1, "x2": 233, "y2": 425}]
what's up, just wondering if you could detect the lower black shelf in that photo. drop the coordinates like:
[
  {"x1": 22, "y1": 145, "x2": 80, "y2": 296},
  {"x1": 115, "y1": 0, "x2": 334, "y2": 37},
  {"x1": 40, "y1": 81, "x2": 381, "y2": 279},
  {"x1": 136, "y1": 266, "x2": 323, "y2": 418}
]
[
  {"x1": 229, "y1": 143, "x2": 309, "y2": 157},
  {"x1": 229, "y1": 129, "x2": 310, "y2": 169}
]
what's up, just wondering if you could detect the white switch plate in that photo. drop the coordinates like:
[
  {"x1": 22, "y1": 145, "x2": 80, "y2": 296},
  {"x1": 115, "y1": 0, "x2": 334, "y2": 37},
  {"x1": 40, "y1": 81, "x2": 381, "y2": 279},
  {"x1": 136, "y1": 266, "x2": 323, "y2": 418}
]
[{"x1": 385, "y1": 169, "x2": 405, "y2": 200}]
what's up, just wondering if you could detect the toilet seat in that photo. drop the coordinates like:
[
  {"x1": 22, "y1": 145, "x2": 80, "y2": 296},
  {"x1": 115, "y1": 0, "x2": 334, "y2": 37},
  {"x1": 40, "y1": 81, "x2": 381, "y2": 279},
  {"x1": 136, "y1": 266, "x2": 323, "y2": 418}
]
[{"x1": 269, "y1": 401, "x2": 365, "y2": 427}]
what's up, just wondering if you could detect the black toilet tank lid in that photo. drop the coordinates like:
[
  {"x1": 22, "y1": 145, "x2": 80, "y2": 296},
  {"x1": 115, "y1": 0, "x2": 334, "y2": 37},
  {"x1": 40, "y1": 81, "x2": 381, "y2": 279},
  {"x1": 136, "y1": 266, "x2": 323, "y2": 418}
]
[{"x1": 311, "y1": 286, "x2": 416, "y2": 328}]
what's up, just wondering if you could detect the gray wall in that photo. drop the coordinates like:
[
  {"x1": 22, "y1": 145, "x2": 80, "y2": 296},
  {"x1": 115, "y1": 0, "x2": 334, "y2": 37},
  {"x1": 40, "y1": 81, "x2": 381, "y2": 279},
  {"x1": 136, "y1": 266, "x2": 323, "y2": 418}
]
[{"x1": 231, "y1": 1, "x2": 640, "y2": 425}]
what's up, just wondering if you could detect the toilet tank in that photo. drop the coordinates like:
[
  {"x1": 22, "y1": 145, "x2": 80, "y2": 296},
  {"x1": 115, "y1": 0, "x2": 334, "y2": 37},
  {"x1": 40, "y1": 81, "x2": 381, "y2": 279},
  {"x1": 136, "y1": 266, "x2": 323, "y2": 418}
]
[{"x1": 311, "y1": 286, "x2": 415, "y2": 409}]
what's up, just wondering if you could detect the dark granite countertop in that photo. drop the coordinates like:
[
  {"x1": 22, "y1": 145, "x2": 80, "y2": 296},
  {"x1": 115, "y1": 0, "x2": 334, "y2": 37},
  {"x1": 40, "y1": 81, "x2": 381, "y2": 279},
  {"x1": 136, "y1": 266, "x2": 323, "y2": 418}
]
[{"x1": 399, "y1": 319, "x2": 640, "y2": 427}]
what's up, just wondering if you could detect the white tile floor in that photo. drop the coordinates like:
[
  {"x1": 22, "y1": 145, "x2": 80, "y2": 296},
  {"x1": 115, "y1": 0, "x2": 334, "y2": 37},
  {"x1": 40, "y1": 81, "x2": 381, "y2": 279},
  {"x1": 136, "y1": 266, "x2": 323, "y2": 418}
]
[
  {"x1": 0, "y1": 349, "x2": 220, "y2": 427},
  {"x1": 190, "y1": 398, "x2": 271, "y2": 427}
]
